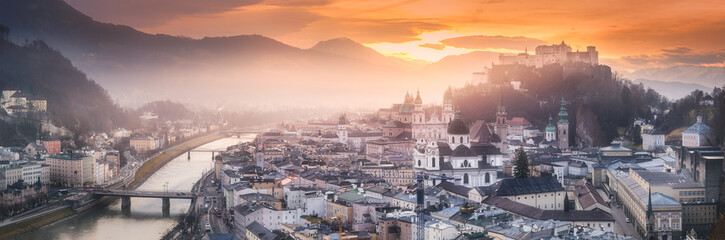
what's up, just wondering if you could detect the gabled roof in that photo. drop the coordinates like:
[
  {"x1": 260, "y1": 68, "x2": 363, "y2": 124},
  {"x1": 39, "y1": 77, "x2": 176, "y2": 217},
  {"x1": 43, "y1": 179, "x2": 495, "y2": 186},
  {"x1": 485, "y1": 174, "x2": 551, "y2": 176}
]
[
  {"x1": 436, "y1": 181, "x2": 471, "y2": 197},
  {"x1": 469, "y1": 120, "x2": 494, "y2": 143}
]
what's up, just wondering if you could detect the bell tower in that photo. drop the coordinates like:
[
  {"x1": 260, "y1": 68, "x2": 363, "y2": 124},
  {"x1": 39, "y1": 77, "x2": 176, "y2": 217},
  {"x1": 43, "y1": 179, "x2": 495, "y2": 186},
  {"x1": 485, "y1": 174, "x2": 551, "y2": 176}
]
[
  {"x1": 495, "y1": 91, "x2": 508, "y2": 152},
  {"x1": 557, "y1": 97, "x2": 569, "y2": 150}
]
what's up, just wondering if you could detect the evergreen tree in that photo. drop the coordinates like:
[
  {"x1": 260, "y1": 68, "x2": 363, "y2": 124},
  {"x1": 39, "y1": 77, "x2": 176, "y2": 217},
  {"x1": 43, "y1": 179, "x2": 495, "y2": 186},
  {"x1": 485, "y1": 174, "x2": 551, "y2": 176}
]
[
  {"x1": 513, "y1": 147, "x2": 529, "y2": 178},
  {"x1": 633, "y1": 124, "x2": 642, "y2": 145}
]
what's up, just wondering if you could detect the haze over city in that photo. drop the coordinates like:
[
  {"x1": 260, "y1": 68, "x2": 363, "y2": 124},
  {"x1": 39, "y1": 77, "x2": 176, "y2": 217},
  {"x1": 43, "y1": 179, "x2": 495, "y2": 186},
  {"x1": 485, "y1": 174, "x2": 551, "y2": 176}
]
[{"x1": 0, "y1": 0, "x2": 724, "y2": 240}]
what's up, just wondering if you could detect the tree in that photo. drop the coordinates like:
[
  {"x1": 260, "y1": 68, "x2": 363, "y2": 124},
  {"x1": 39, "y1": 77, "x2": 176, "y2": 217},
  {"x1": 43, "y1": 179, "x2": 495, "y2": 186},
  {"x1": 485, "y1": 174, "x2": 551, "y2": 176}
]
[
  {"x1": 513, "y1": 147, "x2": 530, "y2": 178},
  {"x1": 632, "y1": 124, "x2": 642, "y2": 146}
]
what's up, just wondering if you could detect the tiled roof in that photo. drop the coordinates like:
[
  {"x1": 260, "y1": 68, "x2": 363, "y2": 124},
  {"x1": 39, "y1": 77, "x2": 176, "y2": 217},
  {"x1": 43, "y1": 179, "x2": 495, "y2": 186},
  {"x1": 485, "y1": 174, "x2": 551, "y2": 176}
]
[
  {"x1": 483, "y1": 197, "x2": 614, "y2": 222},
  {"x1": 492, "y1": 176, "x2": 563, "y2": 196},
  {"x1": 451, "y1": 145, "x2": 477, "y2": 157},
  {"x1": 436, "y1": 181, "x2": 471, "y2": 197},
  {"x1": 246, "y1": 221, "x2": 277, "y2": 240}
]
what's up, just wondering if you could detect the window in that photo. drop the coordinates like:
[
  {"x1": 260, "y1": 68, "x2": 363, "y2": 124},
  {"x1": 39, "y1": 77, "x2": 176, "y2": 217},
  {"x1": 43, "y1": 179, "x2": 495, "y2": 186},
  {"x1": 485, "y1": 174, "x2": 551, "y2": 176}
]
[
  {"x1": 460, "y1": 136, "x2": 464, "y2": 143},
  {"x1": 432, "y1": 158, "x2": 436, "y2": 168},
  {"x1": 485, "y1": 173, "x2": 490, "y2": 183},
  {"x1": 418, "y1": 160, "x2": 422, "y2": 166},
  {"x1": 463, "y1": 173, "x2": 469, "y2": 184}
]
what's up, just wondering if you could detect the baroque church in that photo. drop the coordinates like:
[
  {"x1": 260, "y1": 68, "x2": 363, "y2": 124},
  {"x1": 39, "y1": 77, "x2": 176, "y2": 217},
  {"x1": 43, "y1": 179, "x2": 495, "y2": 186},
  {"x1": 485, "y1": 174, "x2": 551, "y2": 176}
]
[{"x1": 413, "y1": 111, "x2": 501, "y2": 188}]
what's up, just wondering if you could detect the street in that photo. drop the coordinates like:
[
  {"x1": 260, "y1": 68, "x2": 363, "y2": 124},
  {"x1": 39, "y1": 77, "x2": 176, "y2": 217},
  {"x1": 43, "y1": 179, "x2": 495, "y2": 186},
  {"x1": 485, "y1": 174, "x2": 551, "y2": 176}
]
[
  {"x1": 610, "y1": 202, "x2": 640, "y2": 239},
  {"x1": 195, "y1": 172, "x2": 233, "y2": 237}
]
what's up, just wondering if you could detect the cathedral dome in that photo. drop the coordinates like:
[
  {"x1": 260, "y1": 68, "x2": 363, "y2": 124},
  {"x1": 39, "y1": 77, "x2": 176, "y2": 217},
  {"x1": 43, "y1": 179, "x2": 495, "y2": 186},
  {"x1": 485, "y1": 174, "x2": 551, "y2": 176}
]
[
  {"x1": 447, "y1": 111, "x2": 469, "y2": 134},
  {"x1": 399, "y1": 103, "x2": 415, "y2": 114},
  {"x1": 546, "y1": 116, "x2": 556, "y2": 132}
]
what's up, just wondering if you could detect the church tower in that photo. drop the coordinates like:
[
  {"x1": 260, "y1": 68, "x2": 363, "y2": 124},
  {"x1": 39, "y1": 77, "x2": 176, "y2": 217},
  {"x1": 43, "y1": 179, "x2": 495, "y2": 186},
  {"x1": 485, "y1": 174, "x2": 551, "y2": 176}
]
[
  {"x1": 495, "y1": 93, "x2": 508, "y2": 153},
  {"x1": 442, "y1": 87, "x2": 454, "y2": 124},
  {"x1": 545, "y1": 115, "x2": 556, "y2": 141},
  {"x1": 412, "y1": 90, "x2": 425, "y2": 141},
  {"x1": 337, "y1": 113, "x2": 349, "y2": 143},
  {"x1": 254, "y1": 137, "x2": 265, "y2": 168},
  {"x1": 557, "y1": 97, "x2": 569, "y2": 149}
]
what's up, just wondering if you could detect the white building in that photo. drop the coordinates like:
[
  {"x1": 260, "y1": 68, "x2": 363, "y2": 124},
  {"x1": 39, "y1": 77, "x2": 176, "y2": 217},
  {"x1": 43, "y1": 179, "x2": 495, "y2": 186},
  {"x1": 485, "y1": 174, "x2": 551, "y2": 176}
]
[
  {"x1": 284, "y1": 187, "x2": 327, "y2": 217},
  {"x1": 234, "y1": 204, "x2": 303, "y2": 231},
  {"x1": 423, "y1": 221, "x2": 458, "y2": 240},
  {"x1": 499, "y1": 42, "x2": 599, "y2": 68},
  {"x1": 643, "y1": 130, "x2": 666, "y2": 151},
  {"x1": 682, "y1": 116, "x2": 710, "y2": 147}
]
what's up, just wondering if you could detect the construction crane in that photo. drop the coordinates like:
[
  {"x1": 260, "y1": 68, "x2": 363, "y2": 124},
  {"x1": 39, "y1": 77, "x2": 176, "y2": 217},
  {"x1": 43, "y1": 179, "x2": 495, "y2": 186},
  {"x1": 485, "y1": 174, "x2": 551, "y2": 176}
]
[{"x1": 413, "y1": 172, "x2": 456, "y2": 240}]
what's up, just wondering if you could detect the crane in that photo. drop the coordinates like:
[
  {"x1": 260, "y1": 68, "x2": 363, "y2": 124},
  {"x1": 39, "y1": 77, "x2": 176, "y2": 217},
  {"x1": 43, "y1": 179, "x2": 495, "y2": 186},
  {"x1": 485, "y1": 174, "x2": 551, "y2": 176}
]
[{"x1": 412, "y1": 171, "x2": 457, "y2": 240}]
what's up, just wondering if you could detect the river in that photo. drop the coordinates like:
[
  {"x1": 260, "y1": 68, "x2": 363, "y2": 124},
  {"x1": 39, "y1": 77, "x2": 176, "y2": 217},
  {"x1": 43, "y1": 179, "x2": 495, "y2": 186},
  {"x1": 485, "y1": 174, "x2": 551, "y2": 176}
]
[{"x1": 19, "y1": 136, "x2": 253, "y2": 240}]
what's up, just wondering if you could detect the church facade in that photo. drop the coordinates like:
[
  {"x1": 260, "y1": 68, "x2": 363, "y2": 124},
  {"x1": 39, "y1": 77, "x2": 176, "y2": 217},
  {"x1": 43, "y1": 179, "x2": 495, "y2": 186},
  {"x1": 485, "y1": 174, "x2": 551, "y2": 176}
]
[{"x1": 414, "y1": 111, "x2": 500, "y2": 188}]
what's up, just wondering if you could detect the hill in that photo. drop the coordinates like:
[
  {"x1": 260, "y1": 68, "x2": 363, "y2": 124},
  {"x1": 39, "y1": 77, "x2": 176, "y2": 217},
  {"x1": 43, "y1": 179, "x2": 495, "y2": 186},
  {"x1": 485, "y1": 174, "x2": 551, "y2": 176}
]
[
  {"x1": 0, "y1": 36, "x2": 133, "y2": 145},
  {"x1": 451, "y1": 63, "x2": 669, "y2": 147}
]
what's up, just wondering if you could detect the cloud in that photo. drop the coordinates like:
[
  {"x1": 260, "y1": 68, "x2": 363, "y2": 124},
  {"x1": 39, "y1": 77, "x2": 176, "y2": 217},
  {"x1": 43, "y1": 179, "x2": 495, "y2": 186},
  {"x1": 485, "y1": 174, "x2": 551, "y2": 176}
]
[
  {"x1": 418, "y1": 43, "x2": 446, "y2": 50},
  {"x1": 145, "y1": 7, "x2": 324, "y2": 38},
  {"x1": 621, "y1": 48, "x2": 725, "y2": 66},
  {"x1": 661, "y1": 47, "x2": 692, "y2": 54},
  {"x1": 264, "y1": 0, "x2": 332, "y2": 6},
  {"x1": 439, "y1": 35, "x2": 546, "y2": 50},
  {"x1": 293, "y1": 18, "x2": 451, "y2": 44},
  {"x1": 65, "y1": 0, "x2": 262, "y2": 27}
]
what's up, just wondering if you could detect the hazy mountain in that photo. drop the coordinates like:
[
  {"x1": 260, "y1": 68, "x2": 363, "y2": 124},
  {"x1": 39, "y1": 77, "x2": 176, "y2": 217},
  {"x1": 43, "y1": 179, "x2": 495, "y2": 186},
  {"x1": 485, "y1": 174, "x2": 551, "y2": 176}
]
[
  {"x1": 310, "y1": 38, "x2": 424, "y2": 70},
  {"x1": 625, "y1": 65, "x2": 725, "y2": 88},
  {"x1": 630, "y1": 78, "x2": 710, "y2": 100},
  {"x1": 423, "y1": 51, "x2": 501, "y2": 85},
  {"x1": 0, "y1": 0, "x2": 418, "y2": 108}
]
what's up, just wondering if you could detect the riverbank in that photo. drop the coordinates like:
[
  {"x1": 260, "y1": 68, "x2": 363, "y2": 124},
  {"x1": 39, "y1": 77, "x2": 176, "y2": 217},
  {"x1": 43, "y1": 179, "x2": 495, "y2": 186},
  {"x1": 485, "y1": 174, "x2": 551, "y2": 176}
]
[
  {"x1": 0, "y1": 208, "x2": 75, "y2": 239},
  {"x1": 127, "y1": 132, "x2": 226, "y2": 189},
  {"x1": 0, "y1": 133, "x2": 228, "y2": 240}
]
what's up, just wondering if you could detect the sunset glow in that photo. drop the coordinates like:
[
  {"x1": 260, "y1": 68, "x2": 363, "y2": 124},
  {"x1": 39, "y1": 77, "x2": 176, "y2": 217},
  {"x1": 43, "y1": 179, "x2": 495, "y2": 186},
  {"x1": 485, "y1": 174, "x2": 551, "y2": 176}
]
[{"x1": 65, "y1": 0, "x2": 725, "y2": 68}]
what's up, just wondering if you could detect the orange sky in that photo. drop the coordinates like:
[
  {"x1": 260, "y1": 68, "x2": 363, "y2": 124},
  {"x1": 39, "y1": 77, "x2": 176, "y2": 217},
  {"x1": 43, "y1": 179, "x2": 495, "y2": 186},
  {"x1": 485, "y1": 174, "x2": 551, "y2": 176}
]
[{"x1": 66, "y1": 0, "x2": 725, "y2": 71}]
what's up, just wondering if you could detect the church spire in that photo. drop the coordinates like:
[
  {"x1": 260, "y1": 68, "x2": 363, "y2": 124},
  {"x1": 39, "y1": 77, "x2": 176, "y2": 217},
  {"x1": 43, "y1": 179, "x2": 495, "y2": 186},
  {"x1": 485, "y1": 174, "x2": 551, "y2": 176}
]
[
  {"x1": 647, "y1": 186, "x2": 653, "y2": 219},
  {"x1": 414, "y1": 89, "x2": 422, "y2": 104}
]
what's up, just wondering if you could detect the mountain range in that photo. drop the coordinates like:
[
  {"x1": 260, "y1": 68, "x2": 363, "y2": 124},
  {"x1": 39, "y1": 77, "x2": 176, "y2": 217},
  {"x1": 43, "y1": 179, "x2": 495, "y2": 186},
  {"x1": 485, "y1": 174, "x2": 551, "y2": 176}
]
[
  {"x1": 0, "y1": 0, "x2": 503, "y2": 108},
  {"x1": 630, "y1": 78, "x2": 710, "y2": 100}
]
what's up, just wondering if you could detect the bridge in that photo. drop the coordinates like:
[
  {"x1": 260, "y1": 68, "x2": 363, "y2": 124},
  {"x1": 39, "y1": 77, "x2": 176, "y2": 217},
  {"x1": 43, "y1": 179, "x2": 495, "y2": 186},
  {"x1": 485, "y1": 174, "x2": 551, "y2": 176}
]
[
  {"x1": 164, "y1": 148, "x2": 229, "y2": 160},
  {"x1": 220, "y1": 128, "x2": 259, "y2": 137},
  {"x1": 91, "y1": 190, "x2": 194, "y2": 216}
]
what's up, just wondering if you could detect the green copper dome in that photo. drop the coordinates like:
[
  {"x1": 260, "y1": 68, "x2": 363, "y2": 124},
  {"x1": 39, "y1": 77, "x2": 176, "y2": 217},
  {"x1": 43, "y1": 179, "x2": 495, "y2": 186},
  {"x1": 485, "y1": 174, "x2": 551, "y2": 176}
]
[{"x1": 546, "y1": 116, "x2": 556, "y2": 132}]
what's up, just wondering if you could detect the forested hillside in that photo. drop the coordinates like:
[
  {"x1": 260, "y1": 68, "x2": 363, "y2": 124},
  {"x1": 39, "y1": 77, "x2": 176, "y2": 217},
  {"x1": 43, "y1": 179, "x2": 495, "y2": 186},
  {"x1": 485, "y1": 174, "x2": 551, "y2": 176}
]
[{"x1": 0, "y1": 25, "x2": 134, "y2": 145}]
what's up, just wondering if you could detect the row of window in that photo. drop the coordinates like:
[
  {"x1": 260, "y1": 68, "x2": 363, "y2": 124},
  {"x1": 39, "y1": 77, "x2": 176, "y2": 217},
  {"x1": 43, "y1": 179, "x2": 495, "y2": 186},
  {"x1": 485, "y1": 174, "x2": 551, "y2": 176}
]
[{"x1": 680, "y1": 190, "x2": 705, "y2": 196}]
